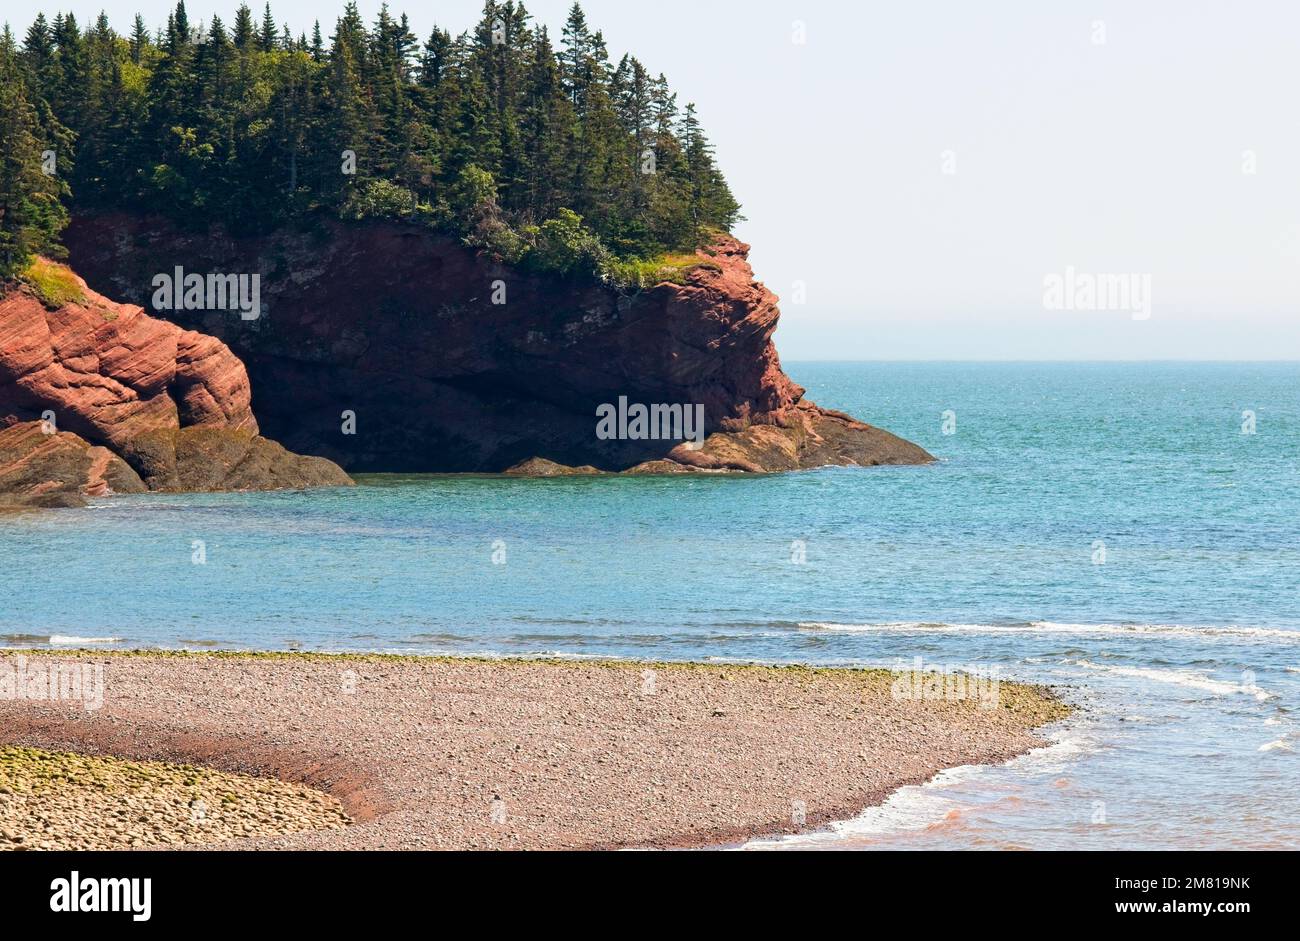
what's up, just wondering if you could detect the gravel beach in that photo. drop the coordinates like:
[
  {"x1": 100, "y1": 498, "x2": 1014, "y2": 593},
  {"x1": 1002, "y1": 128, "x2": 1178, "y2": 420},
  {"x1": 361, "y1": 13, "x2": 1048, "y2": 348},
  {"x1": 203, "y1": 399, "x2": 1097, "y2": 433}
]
[{"x1": 0, "y1": 652, "x2": 1069, "y2": 850}]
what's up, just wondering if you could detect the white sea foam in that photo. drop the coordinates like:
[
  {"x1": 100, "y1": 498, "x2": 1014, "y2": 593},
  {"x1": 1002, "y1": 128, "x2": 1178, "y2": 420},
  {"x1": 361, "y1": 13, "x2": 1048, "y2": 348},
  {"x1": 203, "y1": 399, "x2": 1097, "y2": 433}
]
[
  {"x1": 741, "y1": 766, "x2": 972, "y2": 850},
  {"x1": 47, "y1": 635, "x2": 122, "y2": 646},
  {"x1": 798, "y1": 621, "x2": 1300, "y2": 642},
  {"x1": 1259, "y1": 739, "x2": 1293, "y2": 753},
  {"x1": 741, "y1": 727, "x2": 1095, "y2": 850},
  {"x1": 1074, "y1": 661, "x2": 1272, "y2": 699}
]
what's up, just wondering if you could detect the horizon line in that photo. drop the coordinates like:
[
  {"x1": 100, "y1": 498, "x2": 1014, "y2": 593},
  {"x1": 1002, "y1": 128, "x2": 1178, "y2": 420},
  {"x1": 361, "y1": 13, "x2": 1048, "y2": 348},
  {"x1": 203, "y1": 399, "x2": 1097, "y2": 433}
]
[{"x1": 781, "y1": 358, "x2": 1300, "y2": 364}]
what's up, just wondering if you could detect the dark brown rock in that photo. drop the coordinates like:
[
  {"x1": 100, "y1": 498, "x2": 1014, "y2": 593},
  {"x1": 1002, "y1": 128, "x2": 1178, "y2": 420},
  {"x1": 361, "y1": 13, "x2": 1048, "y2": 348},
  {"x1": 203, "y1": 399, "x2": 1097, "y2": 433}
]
[
  {"x1": 503, "y1": 457, "x2": 604, "y2": 477},
  {"x1": 666, "y1": 402, "x2": 933, "y2": 473},
  {"x1": 622, "y1": 459, "x2": 714, "y2": 476},
  {"x1": 170, "y1": 426, "x2": 357, "y2": 491},
  {"x1": 0, "y1": 421, "x2": 147, "y2": 509}
]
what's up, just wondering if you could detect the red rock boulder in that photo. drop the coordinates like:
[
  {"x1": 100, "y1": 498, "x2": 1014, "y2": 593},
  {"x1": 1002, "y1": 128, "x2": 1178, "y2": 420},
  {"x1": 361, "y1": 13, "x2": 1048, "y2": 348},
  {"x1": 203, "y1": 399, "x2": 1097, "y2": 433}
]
[{"x1": 0, "y1": 265, "x2": 352, "y2": 494}]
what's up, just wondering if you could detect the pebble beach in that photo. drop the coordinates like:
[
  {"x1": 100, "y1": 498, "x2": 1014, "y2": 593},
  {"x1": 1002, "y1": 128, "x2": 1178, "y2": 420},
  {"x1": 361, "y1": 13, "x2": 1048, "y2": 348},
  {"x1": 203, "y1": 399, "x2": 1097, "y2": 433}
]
[{"x1": 0, "y1": 651, "x2": 1067, "y2": 850}]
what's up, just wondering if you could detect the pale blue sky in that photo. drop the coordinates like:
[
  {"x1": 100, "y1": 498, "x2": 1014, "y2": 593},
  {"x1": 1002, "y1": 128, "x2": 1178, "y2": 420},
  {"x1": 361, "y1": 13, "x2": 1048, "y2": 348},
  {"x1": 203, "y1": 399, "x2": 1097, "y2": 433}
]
[{"x1": 8, "y1": 1, "x2": 1299, "y2": 359}]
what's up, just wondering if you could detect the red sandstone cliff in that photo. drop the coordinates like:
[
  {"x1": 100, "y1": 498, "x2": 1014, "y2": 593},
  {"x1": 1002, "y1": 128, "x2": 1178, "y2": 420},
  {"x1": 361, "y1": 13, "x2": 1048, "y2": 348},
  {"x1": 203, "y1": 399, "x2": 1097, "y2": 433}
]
[
  {"x1": 0, "y1": 266, "x2": 352, "y2": 506},
  {"x1": 62, "y1": 214, "x2": 933, "y2": 475}
]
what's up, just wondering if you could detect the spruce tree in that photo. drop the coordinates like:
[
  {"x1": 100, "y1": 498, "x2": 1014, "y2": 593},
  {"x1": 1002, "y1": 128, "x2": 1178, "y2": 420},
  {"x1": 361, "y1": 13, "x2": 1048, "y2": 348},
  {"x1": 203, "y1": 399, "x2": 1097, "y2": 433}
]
[
  {"x1": 259, "y1": 3, "x2": 277, "y2": 53},
  {"x1": 7, "y1": 3, "x2": 742, "y2": 277},
  {"x1": 310, "y1": 22, "x2": 326, "y2": 62},
  {"x1": 0, "y1": 27, "x2": 68, "y2": 277},
  {"x1": 129, "y1": 14, "x2": 150, "y2": 64},
  {"x1": 232, "y1": 5, "x2": 255, "y2": 50}
]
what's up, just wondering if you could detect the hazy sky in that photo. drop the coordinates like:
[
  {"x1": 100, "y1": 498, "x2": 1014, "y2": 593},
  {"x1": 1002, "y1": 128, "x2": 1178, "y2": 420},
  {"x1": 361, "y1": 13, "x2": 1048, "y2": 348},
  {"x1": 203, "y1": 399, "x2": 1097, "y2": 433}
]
[{"x1": 8, "y1": 1, "x2": 1299, "y2": 359}]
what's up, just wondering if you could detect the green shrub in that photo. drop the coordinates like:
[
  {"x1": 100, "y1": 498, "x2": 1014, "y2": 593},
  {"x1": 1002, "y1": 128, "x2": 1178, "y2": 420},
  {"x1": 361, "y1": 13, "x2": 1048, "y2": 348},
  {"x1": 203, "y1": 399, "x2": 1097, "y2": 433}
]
[
  {"x1": 450, "y1": 165, "x2": 499, "y2": 220},
  {"x1": 340, "y1": 179, "x2": 419, "y2": 221},
  {"x1": 528, "y1": 209, "x2": 609, "y2": 278},
  {"x1": 465, "y1": 216, "x2": 530, "y2": 266}
]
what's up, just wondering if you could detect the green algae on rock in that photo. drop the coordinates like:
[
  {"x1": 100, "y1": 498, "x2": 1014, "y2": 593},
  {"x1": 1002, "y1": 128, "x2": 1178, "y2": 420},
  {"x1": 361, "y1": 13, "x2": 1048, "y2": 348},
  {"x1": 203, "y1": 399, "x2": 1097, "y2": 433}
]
[{"x1": 0, "y1": 745, "x2": 350, "y2": 851}]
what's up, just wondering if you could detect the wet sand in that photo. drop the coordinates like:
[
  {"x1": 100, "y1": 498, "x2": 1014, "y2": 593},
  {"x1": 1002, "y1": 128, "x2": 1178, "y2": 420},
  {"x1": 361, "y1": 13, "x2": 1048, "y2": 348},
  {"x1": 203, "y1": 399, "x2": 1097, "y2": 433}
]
[{"x1": 0, "y1": 652, "x2": 1069, "y2": 850}]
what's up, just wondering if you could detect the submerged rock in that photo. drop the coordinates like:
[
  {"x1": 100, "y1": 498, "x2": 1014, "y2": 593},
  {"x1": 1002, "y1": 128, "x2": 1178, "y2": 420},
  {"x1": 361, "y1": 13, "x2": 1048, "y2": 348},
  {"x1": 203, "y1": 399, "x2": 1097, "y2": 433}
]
[{"x1": 503, "y1": 457, "x2": 604, "y2": 477}]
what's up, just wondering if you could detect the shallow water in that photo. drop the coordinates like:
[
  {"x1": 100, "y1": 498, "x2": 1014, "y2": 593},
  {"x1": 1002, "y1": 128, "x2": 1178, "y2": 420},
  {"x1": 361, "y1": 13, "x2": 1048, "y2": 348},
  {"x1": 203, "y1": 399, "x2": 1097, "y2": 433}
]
[{"x1": 2, "y1": 362, "x2": 1297, "y2": 849}]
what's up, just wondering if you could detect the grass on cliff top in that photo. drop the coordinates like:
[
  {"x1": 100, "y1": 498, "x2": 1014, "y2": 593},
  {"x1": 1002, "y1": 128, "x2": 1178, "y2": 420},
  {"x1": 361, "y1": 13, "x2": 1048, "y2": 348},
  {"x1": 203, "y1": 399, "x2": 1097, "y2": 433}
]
[
  {"x1": 605, "y1": 252, "x2": 722, "y2": 289},
  {"x1": 20, "y1": 258, "x2": 85, "y2": 309}
]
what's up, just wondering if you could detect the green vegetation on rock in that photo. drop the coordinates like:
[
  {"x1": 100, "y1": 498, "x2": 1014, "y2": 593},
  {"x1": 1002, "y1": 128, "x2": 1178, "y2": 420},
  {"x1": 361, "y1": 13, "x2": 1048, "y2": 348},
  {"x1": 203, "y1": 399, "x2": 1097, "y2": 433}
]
[
  {"x1": 0, "y1": 744, "x2": 350, "y2": 850},
  {"x1": 18, "y1": 256, "x2": 84, "y2": 307}
]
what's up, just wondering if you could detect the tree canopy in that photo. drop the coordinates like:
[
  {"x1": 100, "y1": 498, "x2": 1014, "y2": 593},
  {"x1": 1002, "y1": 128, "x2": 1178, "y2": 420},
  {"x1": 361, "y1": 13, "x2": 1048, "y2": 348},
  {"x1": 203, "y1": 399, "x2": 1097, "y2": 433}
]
[{"x1": 0, "y1": 2, "x2": 742, "y2": 284}]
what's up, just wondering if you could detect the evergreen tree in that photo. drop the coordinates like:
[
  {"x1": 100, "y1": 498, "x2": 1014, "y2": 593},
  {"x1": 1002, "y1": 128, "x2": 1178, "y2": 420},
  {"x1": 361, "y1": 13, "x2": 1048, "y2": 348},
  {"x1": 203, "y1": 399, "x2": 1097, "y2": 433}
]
[
  {"x1": 6, "y1": 2, "x2": 742, "y2": 282},
  {"x1": 0, "y1": 27, "x2": 69, "y2": 277},
  {"x1": 47, "y1": 13, "x2": 88, "y2": 138},
  {"x1": 320, "y1": 8, "x2": 377, "y2": 205},
  {"x1": 129, "y1": 14, "x2": 150, "y2": 64},
  {"x1": 518, "y1": 25, "x2": 571, "y2": 220},
  {"x1": 22, "y1": 13, "x2": 55, "y2": 82},
  {"x1": 258, "y1": 3, "x2": 277, "y2": 53},
  {"x1": 232, "y1": 5, "x2": 255, "y2": 50},
  {"x1": 417, "y1": 27, "x2": 452, "y2": 88},
  {"x1": 173, "y1": 3, "x2": 191, "y2": 44},
  {"x1": 678, "y1": 102, "x2": 740, "y2": 232}
]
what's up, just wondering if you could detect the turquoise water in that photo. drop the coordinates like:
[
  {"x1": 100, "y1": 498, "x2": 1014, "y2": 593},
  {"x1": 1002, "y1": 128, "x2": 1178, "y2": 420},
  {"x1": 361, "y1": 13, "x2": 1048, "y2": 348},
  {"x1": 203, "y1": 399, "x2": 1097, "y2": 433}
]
[{"x1": 3, "y1": 362, "x2": 1298, "y2": 849}]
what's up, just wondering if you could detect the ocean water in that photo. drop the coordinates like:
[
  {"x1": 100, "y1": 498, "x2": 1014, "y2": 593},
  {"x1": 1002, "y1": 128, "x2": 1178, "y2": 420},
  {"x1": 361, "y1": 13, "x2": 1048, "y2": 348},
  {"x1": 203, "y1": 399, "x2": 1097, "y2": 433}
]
[{"x1": 2, "y1": 362, "x2": 1298, "y2": 850}]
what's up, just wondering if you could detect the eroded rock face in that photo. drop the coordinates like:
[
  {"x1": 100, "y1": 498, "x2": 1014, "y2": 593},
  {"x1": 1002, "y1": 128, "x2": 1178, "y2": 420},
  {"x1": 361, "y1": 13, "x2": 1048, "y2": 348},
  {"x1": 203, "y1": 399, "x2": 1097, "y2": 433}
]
[
  {"x1": 65, "y1": 214, "x2": 934, "y2": 474},
  {"x1": 0, "y1": 272, "x2": 352, "y2": 497}
]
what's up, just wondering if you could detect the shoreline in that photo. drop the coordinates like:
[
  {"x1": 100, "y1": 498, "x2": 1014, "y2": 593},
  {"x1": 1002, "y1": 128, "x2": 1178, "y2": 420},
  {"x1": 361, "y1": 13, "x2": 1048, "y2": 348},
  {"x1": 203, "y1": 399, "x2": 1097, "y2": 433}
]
[{"x1": 1, "y1": 650, "x2": 1071, "y2": 851}]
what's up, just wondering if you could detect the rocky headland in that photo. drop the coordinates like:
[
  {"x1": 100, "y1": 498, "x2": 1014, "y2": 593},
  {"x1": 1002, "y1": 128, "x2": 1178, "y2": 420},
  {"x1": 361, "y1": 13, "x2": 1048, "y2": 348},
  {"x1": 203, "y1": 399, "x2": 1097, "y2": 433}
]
[
  {"x1": 64, "y1": 214, "x2": 933, "y2": 476},
  {"x1": 2, "y1": 216, "x2": 932, "y2": 507}
]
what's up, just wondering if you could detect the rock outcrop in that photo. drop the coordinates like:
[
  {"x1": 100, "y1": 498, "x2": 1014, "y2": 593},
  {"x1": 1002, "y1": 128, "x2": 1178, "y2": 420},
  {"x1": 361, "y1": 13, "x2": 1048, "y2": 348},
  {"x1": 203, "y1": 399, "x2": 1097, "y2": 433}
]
[
  {"x1": 64, "y1": 213, "x2": 933, "y2": 474},
  {"x1": 655, "y1": 402, "x2": 933, "y2": 474},
  {"x1": 503, "y1": 457, "x2": 603, "y2": 477},
  {"x1": 0, "y1": 267, "x2": 353, "y2": 501},
  {"x1": 0, "y1": 421, "x2": 146, "y2": 509}
]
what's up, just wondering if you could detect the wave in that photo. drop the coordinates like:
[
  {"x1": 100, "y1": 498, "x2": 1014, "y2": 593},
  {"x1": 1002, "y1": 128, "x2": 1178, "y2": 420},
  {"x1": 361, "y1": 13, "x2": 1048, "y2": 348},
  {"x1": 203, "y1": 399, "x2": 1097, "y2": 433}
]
[
  {"x1": 799, "y1": 621, "x2": 1300, "y2": 643},
  {"x1": 742, "y1": 766, "x2": 979, "y2": 849},
  {"x1": 2, "y1": 634, "x2": 124, "y2": 646},
  {"x1": 1074, "y1": 660, "x2": 1272, "y2": 699},
  {"x1": 743, "y1": 728, "x2": 1098, "y2": 850}
]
